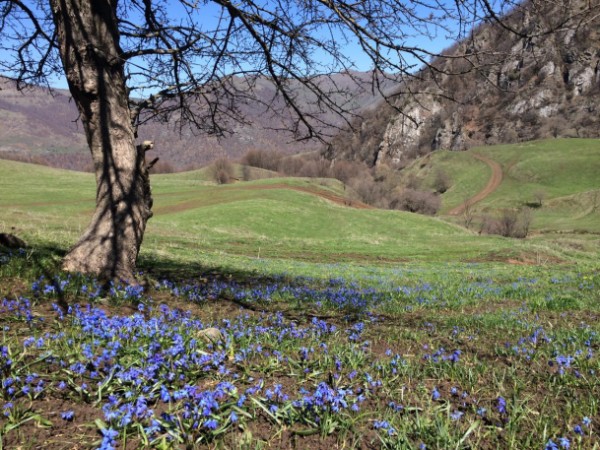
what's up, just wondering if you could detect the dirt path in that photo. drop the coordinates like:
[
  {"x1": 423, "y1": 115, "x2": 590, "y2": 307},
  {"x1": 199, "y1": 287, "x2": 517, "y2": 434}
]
[
  {"x1": 448, "y1": 153, "x2": 503, "y2": 216},
  {"x1": 153, "y1": 183, "x2": 373, "y2": 215},
  {"x1": 243, "y1": 184, "x2": 373, "y2": 209}
]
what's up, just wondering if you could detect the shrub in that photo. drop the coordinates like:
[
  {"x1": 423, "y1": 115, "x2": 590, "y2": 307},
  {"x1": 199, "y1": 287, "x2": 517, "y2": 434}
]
[
  {"x1": 241, "y1": 149, "x2": 281, "y2": 171},
  {"x1": 463, "y1": 198, "x2": 474, "y2": 229},
  {"x1": 533, "y1": 190, "x2": 546, "y2": 207},
  {"x1": 330, "y1": 160, "x2": 369, "y2": 184},
  {"x1": 149, "y1": 160, "x2": 175, "y2": 174},
  {"x1": 211, "y1": 158, "x2": 235, "y2": 184},
  {"x1": 481, "y1": 208, "x2": 533, "y2": 238},
  {"x1": 349, "y1": 176, "x2": 390, "y2": 208},
  {"x1": 278, "y1": 156, "x2": 304, "y2": 176},
  {"x1": 433, "y1": 169, "x2": 452, "y2": 194},
  {"x1": 297, "y1": 158, "x2": 331, "y2": 178},
  {"x1": 498, "y1": 208, "x2": 520, "y2": 237},
  {"x1": 389, "y1": 189, "x2": 440, "y2": 215}
]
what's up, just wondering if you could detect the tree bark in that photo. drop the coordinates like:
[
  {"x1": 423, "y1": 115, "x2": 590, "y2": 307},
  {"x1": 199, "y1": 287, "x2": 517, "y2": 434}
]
[{"x1": 50, "y1": 0, "x2": 152, "y2": 280}]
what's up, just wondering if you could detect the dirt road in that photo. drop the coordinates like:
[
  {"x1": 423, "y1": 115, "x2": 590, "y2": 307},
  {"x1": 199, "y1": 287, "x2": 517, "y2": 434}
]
[
  {"x1": 153, "y1": 183, "x2": 373, "y2": 215},
  {"x1": 448, "y1": 153, "x2": 503, "y2": 216}
]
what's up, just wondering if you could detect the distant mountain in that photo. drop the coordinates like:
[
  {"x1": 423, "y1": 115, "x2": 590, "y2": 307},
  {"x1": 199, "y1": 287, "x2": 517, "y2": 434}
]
[
  {"x1": 325, "y1": 0, "x2": 600, "y2": 167},
  {"x1": 0, "y1": 72, "x2": 393, "y2": 171}
]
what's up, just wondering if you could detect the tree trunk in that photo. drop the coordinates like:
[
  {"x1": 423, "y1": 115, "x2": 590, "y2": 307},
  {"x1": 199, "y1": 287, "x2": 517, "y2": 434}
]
[{"x1": 50, "y1": 0, "x2": 152, "y2": 280}]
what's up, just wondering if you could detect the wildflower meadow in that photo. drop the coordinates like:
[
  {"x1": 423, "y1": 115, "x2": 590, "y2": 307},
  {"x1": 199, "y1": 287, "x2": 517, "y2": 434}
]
[{"x1": 1, "y1": 247, "x2": 598, "y2": 449}]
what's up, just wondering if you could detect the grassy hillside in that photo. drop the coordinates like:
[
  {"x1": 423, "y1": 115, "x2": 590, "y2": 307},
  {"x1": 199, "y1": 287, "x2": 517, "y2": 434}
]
[
  {"x1": 0, "y1": 158, "x2": 562, "y2": 266},
  {"x1": 2, "y1": 140, "x2": 599, "y2": 270},
  {"x1": 407, "y1": 139, "x2": 600, "y2": 235},
  {"x1": 1, "y1": 152, "x2": 600, "y2": 450}
]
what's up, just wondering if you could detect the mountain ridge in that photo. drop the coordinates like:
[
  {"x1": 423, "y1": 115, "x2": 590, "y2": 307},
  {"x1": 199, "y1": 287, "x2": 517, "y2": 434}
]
[
  {"x1": 325, "y1": 0, "x2": 600, "y2": 167},
  {"x1": 0, "y1": 72, "x2": 393, "y2": 171}
]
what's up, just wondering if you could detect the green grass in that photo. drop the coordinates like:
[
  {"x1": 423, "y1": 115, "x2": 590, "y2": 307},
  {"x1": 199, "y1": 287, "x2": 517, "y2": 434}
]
[
  {"x1": 475, "y1": 139, "x2": 600, "y2": 207},
  {"x1": 147, "y1": 190, "x2": 515, "y2": 262},
  {"x1": 401, "y1": 151, "x2": 491, "y2": 213},
  {"x1": 2, "y1": 139, "x2": 600, "y2": 267},
  {"x1": 1, "y1": 245, "x2": 599, "y2": 449},
  {"x1": 406, "y1": 139, "x2": 600, "y2": 235},
  {"x1": 0, "y1": 158, "x2": 545, "y2": 265},
  {"x1": 1, "y1": 146, "x2": 600, "y2": 449}
]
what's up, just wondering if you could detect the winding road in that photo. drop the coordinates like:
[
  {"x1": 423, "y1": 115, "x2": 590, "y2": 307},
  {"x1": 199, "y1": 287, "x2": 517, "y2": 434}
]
[{"x1": 448, "y1": 153, "x2": 503, "y2": 216}]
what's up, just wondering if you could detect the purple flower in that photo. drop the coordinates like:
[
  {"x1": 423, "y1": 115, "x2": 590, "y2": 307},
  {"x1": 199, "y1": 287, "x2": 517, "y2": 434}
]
[
  {"x1": 583, "y1": 416, "x2": 592, "y2": 426},
  {"x1": 496, "y1": 396, "x2": 507, "y2": 414},
  {"x1": 99, "y1": 428, "x2": 118, "y2": 450},
  {"x1": 2, "y1": 402, "x2": 13, "y2": 417},
  {"x1": 431, "y1": 387, "x2": 441, "y2": 401},
  {"x1": 204, "y1": 418, "x2": 218, "y2": 430},
  {"x1": 450, "y1": 410, "x2": 464, "y2": 421},
  {"x1": 61, "y1": 410, "x2": 74, "y2": 421}
]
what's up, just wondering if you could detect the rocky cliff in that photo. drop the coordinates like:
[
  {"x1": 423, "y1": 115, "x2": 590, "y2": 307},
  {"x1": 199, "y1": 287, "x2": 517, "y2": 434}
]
[{"x1": 326, "y1": 0, "x2": 600, "y2": 167}]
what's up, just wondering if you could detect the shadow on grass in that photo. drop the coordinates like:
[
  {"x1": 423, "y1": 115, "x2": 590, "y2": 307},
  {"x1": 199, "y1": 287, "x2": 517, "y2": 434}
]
[
  {"x1": 138, "y1": 252, "x2": 298, "y2": 286},
  {"x1": 1, "y1": 241, "x2": 294, "y2": 288}
]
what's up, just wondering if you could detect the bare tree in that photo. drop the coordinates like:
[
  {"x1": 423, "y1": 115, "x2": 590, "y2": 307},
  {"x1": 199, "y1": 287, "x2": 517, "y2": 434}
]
[
  {"x1": 0, "y1": 0, "x2": 591, "y2": 279},
  {"x1": 463, "y1": 196, "x2": 474, "y2": 230},
  {"x1": 533, "y1": 190, "x2": 546, "y2": 207}
]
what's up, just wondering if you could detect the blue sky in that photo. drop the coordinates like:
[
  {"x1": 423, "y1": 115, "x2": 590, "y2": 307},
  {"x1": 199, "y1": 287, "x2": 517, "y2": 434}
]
[{"x1": 2, "y1": 0, "x2": 462, "y2": 91}]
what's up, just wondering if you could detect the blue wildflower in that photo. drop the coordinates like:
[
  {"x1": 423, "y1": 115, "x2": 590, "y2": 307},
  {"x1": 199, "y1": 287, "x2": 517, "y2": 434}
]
[
  {"x1": 61, "y1": 410, "x2": 74, "y2": 421},
  {"x1": 583, "y1": 416, "x2": 592, "y2": 426},
  {"x1": 496, "y1": 396, "x2": 507, "y2": 414},
  {"x1": 204, "y1": 418, "x2": 218, "y2": 430},
  {"x1": 559, "y1": 437, "x2": 570, "y2": 449},
  {"x1": 450, "y1": 410, "x2": 464, "y2": 421}
]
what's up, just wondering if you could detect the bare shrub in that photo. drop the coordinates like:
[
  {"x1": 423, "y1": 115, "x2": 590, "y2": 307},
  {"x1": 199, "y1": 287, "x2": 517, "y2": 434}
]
[
  {"x1": 389, "y1": 189, "x2": 440, "y2": 215},
  {"x1": 519, "y1": 207, "x2": 533, "y2": 237},
  {"x1": 498, "y1": 208, "x2": 519, "y2": 237},
  {"x1": 241, "y1": 149, "x2": 281, "y2": 171},
  {"x1": 481, "y1": 208, "x2": 533, "y2": 238},
  {"x1": 349, "y1": 176, "x2": 390, "y2": 208},
  {"x1": 0, "y1": 152, "x2": 50, "y2": 167},
  {"x1": 297, "y1": 157, "x2": 331, "y2": 178},
  {"x1": 241, "y1": 165, "x2": 252, "y2": 181},
  {"x1": 533, "y1": 190, "x2": 546, "y2": 207},
  {"x1": 405, "y1": 174, "x2": 421, "y2": 190},
  {"x1": 211, "y1": 158, "x2": 235, "y2": 184},
  {"x1": 433, "y1": 169, "x2": 452, "y2": 194},
  {"x1": 463, "y1": 197, "x2": 474, "y2": 229},
  {"x1": 149, "y1": 160, "x2": 175, "y2": 174},
  {"x1": 278, "y1": 156, "x2": 304, "y2": 176},
  {"x1": 330, "y1": 160, "x2": 369, "y2": 184},
  {"x1": 479, "y1": 214, "x2": 501, "y2": 235}
]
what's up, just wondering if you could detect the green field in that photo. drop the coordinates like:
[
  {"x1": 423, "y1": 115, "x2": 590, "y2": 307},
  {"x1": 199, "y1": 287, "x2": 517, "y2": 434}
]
[
  {"x1": 405, "y1": 139, "x2": 600, "y2": 237},
  {"x1": 1, "y1": 140, "x2": 599, "y2": 449}
]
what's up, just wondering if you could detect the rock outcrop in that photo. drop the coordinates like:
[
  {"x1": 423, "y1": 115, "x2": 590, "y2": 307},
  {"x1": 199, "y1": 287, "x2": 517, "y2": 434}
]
[{"x1": 327, "y1": 0, "x2": 600, "y2": 166}]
